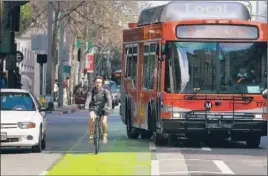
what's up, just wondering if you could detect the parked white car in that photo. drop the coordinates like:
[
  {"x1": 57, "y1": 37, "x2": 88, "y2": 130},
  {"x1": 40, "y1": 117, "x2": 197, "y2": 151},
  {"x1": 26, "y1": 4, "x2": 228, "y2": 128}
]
[{"x1": 0, "y1": 89, "x2": 48, "y2": 153}]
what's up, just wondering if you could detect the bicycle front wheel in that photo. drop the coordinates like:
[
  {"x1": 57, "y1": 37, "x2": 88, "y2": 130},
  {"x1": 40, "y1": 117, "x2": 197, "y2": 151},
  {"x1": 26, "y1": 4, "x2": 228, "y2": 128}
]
[{"x1": 94, "y1": 119, "x2": 100, "y2": 154}]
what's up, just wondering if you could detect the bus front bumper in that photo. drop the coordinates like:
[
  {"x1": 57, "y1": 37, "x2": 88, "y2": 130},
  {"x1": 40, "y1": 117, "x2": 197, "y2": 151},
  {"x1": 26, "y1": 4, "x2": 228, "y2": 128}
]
[{"x1": 162, "y1": 119, "x2": 267, "y2": 137}]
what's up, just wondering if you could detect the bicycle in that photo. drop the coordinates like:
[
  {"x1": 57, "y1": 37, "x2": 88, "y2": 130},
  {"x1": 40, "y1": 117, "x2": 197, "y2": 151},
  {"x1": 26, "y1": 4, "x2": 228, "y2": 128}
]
[{"x1": 93, "y1": 114, "x2": 103, "y2": 154}]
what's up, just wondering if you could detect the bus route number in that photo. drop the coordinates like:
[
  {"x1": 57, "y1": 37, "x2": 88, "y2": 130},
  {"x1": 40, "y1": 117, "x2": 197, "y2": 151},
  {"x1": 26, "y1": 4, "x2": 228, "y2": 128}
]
[{"x1": 256, "y1": 101, "x2": 268, "y2": 108}]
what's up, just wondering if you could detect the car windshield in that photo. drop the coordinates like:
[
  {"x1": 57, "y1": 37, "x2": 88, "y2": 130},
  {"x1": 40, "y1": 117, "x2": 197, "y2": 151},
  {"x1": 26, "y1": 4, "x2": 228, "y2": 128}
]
[
  {"x1": 0, "y1": 92, "x2": 36, "y2": 111},
  {"x1": 164, "y1": 42, "x2": 267, "y2": 94}
]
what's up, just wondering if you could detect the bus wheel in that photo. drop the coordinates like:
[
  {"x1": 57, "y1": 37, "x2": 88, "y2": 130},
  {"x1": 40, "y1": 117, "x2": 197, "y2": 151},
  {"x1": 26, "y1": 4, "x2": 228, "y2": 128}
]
[
  {"x1": 246, "y1": 136, "x2": 261, "y2": 148},
  {"x1": 153, "y1": 132, "x2": 168, "y2": 146},
  {"x1": 126, "y1": 115, "x2": 139, "y2": 139},
  {"x1": 140, "y1": 130, "x2": 153, "y2": 139}
]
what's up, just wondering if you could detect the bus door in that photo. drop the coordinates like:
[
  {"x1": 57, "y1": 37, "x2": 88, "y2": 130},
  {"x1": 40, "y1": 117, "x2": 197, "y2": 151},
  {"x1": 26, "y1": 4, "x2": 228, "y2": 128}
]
[
  {"x1": 139, "y1": 42, "x2": 158, "y2": 130},
  {"x1": 125, "y1": 44, "x2": 140, "y2": 127}
]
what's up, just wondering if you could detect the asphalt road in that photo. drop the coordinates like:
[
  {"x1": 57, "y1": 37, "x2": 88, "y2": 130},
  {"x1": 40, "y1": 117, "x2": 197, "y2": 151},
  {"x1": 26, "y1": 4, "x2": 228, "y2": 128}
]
[
  {"x1": 1, "y1": 106, "x2": 267, "y2": 175},
  {"x1": 152, "y1": 136, "x2": 267, "y2": 175}
]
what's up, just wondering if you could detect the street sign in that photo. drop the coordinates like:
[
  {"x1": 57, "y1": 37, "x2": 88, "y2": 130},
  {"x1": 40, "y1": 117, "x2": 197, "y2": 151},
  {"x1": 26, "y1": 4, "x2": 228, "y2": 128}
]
[
  {"x1": 64, "y1": 65, "x2": 71, "y2": 73},
  {"x1": 86, "y1": 54, "x2": 94, "y2": 73},
  {"x1": 87, "y1": 41, "x2": 92, "y2": 50},
  {"x1": 76, "y1": 40, "x2": 81, "y2": 49},
  {"x1": 15, "y1": 51, "x2": 24, "y2": 62},
  {"x1": 31, "y1": 34, "x2": 48, "y2": 51}
]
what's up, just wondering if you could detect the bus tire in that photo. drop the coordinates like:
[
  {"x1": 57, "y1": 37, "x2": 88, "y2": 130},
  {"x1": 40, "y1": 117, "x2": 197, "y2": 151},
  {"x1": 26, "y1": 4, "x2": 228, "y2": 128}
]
[
  {"x1": 140, "y1": 130, "x2": 153, "y2": 139},
  {"x1": 153, "y1": 132, "x2": 168, "y2": 146},
  {"x1": 126, "y1": 103, "x2": 139, "y2": 139},
  {"x1": 246, "y1": 136, "x2": 261, "y2": 148}
]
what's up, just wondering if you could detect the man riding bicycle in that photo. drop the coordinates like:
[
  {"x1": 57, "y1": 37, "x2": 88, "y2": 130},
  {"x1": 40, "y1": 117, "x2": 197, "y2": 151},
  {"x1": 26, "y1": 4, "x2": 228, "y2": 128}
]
[{"x1": 85, "y1": 76, "x2": 112, "y2": 144}]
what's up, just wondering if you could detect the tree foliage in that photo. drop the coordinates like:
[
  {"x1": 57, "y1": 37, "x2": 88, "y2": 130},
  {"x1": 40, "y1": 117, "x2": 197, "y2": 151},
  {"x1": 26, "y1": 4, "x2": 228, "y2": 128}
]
[{"x1": 17, "y1": 1, "x2": 142, "y2": 81}]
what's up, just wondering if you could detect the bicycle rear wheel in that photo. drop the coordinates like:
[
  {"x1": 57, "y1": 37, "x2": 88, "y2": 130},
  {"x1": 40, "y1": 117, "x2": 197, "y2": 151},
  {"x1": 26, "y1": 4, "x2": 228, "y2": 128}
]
[{"x1": 94, "y1": 118, "x2": 100, "y2": 154}]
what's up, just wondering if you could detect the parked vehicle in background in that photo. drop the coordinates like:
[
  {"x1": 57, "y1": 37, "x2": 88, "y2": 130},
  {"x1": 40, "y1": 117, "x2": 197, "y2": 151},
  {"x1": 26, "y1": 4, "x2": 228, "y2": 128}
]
[{"x1": 1, "y1": 89, "x2": 48, "y2": 153}]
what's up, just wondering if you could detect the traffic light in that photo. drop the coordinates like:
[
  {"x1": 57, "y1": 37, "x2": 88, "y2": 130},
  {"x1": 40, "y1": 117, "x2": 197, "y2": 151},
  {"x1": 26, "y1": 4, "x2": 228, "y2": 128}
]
[
  {"x1": 10, "y1": 6, "x2": 20, "y2": 32},
  {"x1": 37, "y1": 54, "x2": 47, "y2": 64},
  {"x1": 4, "y1": 1, "x2": 28, "y2": 32}
]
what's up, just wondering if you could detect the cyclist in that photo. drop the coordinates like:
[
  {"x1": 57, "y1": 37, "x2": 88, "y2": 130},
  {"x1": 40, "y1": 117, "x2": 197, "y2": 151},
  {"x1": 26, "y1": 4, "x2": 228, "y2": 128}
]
[{"x1": 85, "y1": 76, "x2": 112, "y2": 144}]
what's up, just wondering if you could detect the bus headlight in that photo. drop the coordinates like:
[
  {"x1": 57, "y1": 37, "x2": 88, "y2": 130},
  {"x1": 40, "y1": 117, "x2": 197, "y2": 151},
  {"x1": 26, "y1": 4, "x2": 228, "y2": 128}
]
[
  {"x1": 254, "y1": 114, "x2": 263, "y2": 119},
  {"x1": 173, "y1": 113, "x2": 183, "y2": 119}
]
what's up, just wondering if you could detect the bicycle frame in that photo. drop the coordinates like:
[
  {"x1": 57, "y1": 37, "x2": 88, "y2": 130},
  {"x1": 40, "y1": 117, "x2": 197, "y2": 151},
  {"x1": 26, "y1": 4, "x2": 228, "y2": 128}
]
[{"x1": 93, "y1": 115, "x2": 103, "y2": 154}]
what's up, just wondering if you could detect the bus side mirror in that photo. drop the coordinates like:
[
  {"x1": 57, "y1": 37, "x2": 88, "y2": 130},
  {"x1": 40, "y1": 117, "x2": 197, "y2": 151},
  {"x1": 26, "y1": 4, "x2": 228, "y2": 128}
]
[
  {"x1": 157, "y1": 44, "x2": 166, "y2": 62},
  {"x1": 262, "y1": 89, "x2": 267, "y2": 99}
]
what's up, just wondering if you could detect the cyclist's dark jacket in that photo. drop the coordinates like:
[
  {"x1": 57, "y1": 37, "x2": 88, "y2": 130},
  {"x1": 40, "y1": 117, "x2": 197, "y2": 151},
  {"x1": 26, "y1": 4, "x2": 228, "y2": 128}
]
[{"x1": 86, "y1": 87, "x2": 112, "y2": 115}]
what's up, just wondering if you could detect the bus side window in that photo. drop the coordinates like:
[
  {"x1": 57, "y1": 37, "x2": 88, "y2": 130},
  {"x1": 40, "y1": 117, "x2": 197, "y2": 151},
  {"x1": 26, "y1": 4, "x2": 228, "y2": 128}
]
[
  {"x1": 124, "y1": 46, "x2": 129, "y2": 78},
  {"x1": 127, "y1": 46, "x2": 133, "y2": 78},
  {"x1": 149, "y1": 43, "x2": 157, "y2": 90},
  {"x1": 143, "y1": 44, "x2": 150, "y2": 89},
  {"x1": 132, "y1": 45, "x2": 138, "y2": 86}
]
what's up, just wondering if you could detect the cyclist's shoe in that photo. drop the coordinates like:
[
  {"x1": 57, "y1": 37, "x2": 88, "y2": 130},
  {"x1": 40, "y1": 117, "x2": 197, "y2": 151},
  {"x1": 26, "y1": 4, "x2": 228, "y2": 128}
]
[
  {"x1": 102, "y1": 134, "x2": 108, "y2": 144},
  {"x1": 88, "y1": 135, "x2": 93, "y2": 143}
]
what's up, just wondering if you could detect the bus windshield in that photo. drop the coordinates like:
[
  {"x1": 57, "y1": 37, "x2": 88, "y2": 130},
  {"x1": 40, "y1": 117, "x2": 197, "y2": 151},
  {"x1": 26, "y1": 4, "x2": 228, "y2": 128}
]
[{"x1": 164, "y1": 42, "x2": 267, "y2": 94}]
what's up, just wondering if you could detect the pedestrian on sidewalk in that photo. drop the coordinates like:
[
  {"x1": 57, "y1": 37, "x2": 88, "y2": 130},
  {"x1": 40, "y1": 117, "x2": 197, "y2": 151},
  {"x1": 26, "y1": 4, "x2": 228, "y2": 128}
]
[
  {"x1": 54, "y1": 79, "x2": 59, "y2": 101},
  {"x1": 21, "y1": 71, "x2": 32, "y2": 92}
]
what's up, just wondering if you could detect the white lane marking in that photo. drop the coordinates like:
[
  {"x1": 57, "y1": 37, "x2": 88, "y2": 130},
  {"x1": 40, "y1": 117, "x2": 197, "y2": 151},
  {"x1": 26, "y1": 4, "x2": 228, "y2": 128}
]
[
  {"x1": 149, "y1": 142, "x2": 159, "y2": 175},
  {"x1": 160, "y1": 171, "x2": 226, "y2": 175},
  {"x1": 39, "y1": 171, "x2": 48, "y2": 175},
  {"x1": 151, "y1": 160, "x2": 160, "y2": 176},
  {"x1": 201, "y1": 147, "x2": 212, "y2": 151},
  {"x1": 149, "y1": 141, "x2": 156, "y2": 151},
  {"x1": 213, "y1": 160, "x2": 235, "y2": 175}
]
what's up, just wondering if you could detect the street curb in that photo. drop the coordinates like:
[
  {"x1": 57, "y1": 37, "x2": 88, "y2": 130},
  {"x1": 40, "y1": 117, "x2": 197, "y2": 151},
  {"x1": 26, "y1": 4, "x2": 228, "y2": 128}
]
[{"x1": 47, "y1": 107, "x2": 78, "y2": 115}]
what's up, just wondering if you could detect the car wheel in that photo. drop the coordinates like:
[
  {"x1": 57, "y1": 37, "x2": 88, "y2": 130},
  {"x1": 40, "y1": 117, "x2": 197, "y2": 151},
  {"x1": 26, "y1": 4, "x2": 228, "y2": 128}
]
[
  {"x1": 41, "y1": 133, "x2": 46, "y2": 150},
  {"x1": 32, "y1": 128, "x2": 42, "y2": 153}
]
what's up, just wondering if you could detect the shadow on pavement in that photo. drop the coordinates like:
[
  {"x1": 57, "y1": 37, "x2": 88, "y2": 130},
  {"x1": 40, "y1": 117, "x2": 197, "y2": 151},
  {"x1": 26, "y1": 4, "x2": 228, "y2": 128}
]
[{"x1": 155, "y1": 138, "x2": 266, "y2": 157}]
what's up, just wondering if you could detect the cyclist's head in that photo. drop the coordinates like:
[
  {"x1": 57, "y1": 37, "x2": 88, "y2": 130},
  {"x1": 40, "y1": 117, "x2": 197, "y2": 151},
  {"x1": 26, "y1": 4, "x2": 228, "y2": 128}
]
[{"x1": 93, "y1": 76, "x2": 103, "y2": 89}]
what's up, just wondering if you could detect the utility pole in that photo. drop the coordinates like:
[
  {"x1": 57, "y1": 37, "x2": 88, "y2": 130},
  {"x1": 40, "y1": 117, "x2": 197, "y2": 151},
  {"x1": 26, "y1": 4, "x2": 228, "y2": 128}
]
[
  {"x1": 46, "y1": 1, "x2": 53, "y2": 101},
  {"x1": 57, "y1": 11, "x2": 64, "y2": 106}
]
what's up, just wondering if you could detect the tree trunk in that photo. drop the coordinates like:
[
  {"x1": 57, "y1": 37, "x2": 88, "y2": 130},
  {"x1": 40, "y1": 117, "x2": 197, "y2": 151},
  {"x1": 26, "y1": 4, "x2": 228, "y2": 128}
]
[{"x1": 70, "y1": 37, "x2": 76, "y2": 99}]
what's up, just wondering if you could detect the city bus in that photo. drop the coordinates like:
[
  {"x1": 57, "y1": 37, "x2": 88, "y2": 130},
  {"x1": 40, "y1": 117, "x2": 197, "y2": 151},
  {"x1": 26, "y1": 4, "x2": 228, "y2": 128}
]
[{"x1": 120, "y1": 1, "x2": 268, "y2": 148}]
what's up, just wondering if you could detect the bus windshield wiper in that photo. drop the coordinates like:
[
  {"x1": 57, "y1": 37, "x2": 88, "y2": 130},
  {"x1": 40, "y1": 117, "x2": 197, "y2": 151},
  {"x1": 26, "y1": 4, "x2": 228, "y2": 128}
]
[
  {"x1": 185, "y1": 88, "x2": 201, "y2": 99},
  {"x1": 227, "y1": 77, "x2": 253, "y2": 103},
  {"x1": 184, "y1": 79, "x2": 205, "y2": 100}
]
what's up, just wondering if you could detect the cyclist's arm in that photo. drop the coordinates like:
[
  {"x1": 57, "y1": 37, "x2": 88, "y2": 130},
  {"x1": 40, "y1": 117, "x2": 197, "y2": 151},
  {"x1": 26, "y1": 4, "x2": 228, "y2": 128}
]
[
  {"x1": 105, "y1": 90, "x2": 112, "y2": 112},
  {"x1": 84, "y1": 92, "x2": 92, "y2": 109}
]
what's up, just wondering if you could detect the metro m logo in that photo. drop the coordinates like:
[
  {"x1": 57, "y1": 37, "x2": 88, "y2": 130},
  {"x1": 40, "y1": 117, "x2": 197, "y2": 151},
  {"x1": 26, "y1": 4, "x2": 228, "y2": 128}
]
[{"x1": 204, "y1": 101, "x2": 212, "y2": 110}]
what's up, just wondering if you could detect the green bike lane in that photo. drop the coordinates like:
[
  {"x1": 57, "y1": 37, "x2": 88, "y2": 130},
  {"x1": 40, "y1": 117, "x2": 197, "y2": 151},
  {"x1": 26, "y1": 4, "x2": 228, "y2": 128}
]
[{"x1": 46, "y1": 109, "x2": 152, "y2": 175}]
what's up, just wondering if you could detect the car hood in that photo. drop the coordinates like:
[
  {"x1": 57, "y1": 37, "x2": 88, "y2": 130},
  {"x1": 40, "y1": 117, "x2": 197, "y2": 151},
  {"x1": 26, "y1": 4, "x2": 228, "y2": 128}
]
[{"x1": 0, "y1": 111, "x2": 38, "y2": 123}]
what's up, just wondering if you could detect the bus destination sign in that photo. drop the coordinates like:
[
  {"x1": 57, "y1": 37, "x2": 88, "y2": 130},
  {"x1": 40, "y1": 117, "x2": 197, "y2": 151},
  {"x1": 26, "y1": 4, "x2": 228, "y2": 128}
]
[{"x1": 176, "y1": 24, "x2": 258, "y2": 39}]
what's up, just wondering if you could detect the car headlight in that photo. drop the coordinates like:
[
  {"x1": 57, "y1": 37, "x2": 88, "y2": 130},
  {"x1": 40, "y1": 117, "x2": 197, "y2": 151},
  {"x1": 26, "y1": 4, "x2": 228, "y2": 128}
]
[{"x1": 17, "y1": 122, "x2": 36, "y2": 129}]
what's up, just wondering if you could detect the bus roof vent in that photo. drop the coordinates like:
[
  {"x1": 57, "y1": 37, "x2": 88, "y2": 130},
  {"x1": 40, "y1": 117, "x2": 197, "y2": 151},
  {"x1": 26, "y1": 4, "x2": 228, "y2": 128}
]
[{"x1": 137, "y1": 1, "x2": 251, "y2": 27}]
